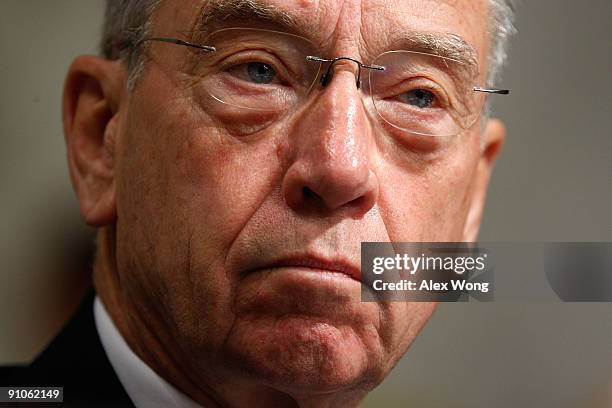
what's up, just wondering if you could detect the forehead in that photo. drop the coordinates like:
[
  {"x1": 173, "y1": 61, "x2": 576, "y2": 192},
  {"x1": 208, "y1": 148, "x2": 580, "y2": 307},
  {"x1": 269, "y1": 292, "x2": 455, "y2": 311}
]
[{"x1": 154, "y1": 0, "x2": 490, "y2": 63}]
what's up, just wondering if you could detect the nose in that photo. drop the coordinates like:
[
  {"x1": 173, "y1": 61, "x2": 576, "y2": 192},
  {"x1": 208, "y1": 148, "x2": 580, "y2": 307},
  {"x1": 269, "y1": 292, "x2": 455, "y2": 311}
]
[{"x1": 281, "y1": 68, "x2": 379, "y2": 219}]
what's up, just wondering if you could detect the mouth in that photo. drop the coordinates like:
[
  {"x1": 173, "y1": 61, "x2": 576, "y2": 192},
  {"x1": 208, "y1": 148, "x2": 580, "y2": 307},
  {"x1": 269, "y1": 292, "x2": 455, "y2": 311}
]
[{"x1": 252, "y1": 254, "x2": 361, "y2": 283}]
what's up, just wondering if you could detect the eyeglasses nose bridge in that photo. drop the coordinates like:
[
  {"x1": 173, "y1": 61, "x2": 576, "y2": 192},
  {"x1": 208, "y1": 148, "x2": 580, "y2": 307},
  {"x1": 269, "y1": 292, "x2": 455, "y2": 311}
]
[{"x1": 306, "y1": 56, "x2": 385, "y2": 90}]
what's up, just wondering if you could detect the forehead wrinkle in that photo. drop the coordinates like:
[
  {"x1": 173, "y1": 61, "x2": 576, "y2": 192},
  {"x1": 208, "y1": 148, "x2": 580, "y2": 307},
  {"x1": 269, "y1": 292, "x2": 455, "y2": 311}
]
[
  {"x1": 188, "y1": 0, "x2": 478, "y2": 69},
  {"x1": 191, "y1": 0, "x2": 310, "y2": 39},
  {"x1": 359, "y1": 0, "x2": 487, "y2": 66}
]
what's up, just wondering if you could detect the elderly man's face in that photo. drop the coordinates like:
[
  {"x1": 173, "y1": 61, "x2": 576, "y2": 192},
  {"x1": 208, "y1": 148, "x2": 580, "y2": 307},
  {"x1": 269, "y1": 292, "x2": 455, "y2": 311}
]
[{"x1": 65, "y1": 0, "x2": 503, "y2": 403}]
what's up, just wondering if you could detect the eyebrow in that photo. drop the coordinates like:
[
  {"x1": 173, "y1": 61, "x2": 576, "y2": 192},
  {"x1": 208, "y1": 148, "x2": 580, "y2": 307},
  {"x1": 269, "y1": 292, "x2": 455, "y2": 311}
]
[
  {"x1": 392, "y1": 32, "x2": 478, "y2": 67},
  {"x1": 191, "y1": 0, "x2": 478, "y2": 67},
  {"x1": 192, "y1": 0, "x2": 304, "y2": 39}
]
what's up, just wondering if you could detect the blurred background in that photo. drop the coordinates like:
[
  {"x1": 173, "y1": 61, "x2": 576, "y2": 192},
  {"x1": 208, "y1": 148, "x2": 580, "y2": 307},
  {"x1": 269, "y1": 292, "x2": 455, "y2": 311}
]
[{"x1": 0, "y1": 1, "x2": 611, "y2": 407}]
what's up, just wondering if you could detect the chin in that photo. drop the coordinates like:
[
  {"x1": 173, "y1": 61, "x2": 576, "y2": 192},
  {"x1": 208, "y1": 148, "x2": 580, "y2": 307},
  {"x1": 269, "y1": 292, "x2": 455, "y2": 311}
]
[{"x1": 223, "y1": 315, "x2": 381, "y2": 393}]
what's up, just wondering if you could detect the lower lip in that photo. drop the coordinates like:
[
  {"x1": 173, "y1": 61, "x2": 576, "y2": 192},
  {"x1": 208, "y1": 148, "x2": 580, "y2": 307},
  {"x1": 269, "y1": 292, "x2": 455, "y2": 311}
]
[
  {"x1": 236, "y1": 266, "x2": 363, "y2": 319},
  {"x1": 243, "y1": 266, "x2": 361, "y2": 294},
  {"x1": 259, "y1": 266, "x2": 359, "y2": 281}
]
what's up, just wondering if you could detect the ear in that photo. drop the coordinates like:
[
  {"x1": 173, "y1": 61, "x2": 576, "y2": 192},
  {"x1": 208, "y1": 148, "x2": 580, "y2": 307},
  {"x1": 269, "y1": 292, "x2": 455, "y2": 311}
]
[
  {"x1": 63, "y1": 56, "x2": 125, "y2": 226},
  {"x1": 462, "y1": 119, "x2": 505, "y2": 241}
]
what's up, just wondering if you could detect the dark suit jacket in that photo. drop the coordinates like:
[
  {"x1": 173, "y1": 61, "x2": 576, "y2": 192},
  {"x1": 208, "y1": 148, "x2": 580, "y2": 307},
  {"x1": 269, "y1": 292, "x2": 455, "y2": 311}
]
[{"x1": 0, "y1": 290, "x2": 134, "y2": 407}]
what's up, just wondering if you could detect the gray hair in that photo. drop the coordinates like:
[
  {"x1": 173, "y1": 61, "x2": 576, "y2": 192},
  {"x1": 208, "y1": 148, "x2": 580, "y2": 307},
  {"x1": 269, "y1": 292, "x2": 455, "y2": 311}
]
[
  {"x1": 488, "y1": 0, "x2": 517, "y2": 87},
  {"x1": 101, "y1": 0, "x2": 516, "y2": 90},
  {"x1": 101, "y1": 0, "x2": 160, "y2": 90}
]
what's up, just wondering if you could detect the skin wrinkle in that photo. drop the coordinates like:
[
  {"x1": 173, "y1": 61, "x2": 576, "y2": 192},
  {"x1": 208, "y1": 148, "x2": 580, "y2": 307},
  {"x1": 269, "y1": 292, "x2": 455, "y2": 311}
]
[
  {"x1": 194, "y1": 0, "x2": 300, "y2": 40},
  {"x1": 191, "y1": 0, "x2": 479, "y2": 67},
  {"x1": 123, "y1": 59, "x2": 226, "y2": 401},
  {"x1": 129, "y1": 66, "x2": 176, "y2": 311},
  {"x1": 186, "y1": 226, "x2": 198, "y2": 347},
  {"x1": 124, "y1": 274, "x2": 201, "y2": 406},
  {"x1": 212, "y1": 130, "x2": 293, "y2": 393},
  {"x1": 219, "y1": 138, "x2": 282, "y2": 263}
]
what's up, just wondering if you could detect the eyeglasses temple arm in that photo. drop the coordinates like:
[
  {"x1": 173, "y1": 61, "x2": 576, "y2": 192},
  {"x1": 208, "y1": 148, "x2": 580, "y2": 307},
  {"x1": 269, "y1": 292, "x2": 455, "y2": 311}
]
[{"x1": 474, "y1": 87, "x2": 510, "y2": 95}]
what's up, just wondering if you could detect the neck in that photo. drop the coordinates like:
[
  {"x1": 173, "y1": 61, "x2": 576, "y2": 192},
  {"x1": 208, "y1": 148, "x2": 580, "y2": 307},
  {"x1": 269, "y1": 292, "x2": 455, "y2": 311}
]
[{"x1": 93, "y1": 227, "x2": 367, "y2": 408}]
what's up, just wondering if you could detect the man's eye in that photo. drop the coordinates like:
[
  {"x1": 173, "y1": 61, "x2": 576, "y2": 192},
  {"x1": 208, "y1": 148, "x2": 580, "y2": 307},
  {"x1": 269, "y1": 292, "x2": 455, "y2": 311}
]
[
  {"x1": 227, "y1": 62, "x2": 278, "y2": 85},
  {"x1": 247, "y1": 62, "x2": 277, "y2": 84},
  {"x1": 399, "y1": 89, "x2": 437, "y2": 108}
]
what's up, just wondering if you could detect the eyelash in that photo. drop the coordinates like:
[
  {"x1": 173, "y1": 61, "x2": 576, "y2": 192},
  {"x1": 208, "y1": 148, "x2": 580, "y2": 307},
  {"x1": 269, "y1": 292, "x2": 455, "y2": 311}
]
[
  {"x1": 394, "y1": 78, "x2": 450, "y2": 108},
  {"x1": 215, "y1": 50, "x2": 291, "y2": 85}
]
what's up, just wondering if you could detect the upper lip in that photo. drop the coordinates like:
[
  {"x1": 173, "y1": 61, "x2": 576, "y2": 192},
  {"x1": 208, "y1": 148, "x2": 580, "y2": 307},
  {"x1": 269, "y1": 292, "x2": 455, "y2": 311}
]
[{"x1": 255, "y1": 254, "x2": 361, "y2": 282}]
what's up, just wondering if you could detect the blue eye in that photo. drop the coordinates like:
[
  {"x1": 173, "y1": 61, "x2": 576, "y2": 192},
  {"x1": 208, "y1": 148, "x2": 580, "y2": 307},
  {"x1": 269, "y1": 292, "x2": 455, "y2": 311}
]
[
  {"x1": 246, "y1": 62, "x2": 277, "y2": 84},
  {"x1": 401, "y1": 89, "x2": 436, "y2": 108}
]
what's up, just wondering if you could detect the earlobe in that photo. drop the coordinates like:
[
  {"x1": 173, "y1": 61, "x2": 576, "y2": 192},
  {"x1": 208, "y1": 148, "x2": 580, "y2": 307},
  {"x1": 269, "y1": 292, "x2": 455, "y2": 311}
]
[
  {"x1": 63, "y1": 55, "x2": 125, "y2": 226},
  {"x1": 462, "y1": 119, "x2": 505, "y2": 241}
]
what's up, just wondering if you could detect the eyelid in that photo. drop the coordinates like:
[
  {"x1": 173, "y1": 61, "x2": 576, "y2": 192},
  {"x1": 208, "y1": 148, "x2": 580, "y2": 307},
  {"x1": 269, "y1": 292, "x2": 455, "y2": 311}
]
[
  {"x1": 214, "y1": 49, "x2": 295, "y2": 86},
  {"x1": 395, "y1": 77, "x2": 451, "y2": 108}
]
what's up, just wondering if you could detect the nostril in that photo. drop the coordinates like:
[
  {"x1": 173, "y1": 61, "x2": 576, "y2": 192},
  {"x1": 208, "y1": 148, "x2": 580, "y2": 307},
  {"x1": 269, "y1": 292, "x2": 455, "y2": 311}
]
[
  {"x1": 320, "y1": 72, "x2": 332, "y2": 87},
  {"x1": 302, "y1": 186, "x2": 316, "y2": 199}
]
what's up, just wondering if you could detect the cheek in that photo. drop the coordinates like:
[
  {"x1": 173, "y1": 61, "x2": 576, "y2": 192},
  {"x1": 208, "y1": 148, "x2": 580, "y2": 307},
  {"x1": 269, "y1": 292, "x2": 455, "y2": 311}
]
[
  {"x1": 376, "y1": 140, "x2": 478, "y2": 241},
  {"x1": 174, "y1": 128, "x2": 284, "y2": 257},
  {"x1": 114, "y1": 87, "x2": 285, "y2": 351}
]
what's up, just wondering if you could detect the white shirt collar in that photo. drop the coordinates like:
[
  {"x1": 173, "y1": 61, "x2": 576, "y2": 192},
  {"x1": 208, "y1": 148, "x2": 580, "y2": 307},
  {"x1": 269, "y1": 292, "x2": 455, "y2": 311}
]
[{"x1": 93, "y1": 296, "x2": 203, "y2": 408}]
